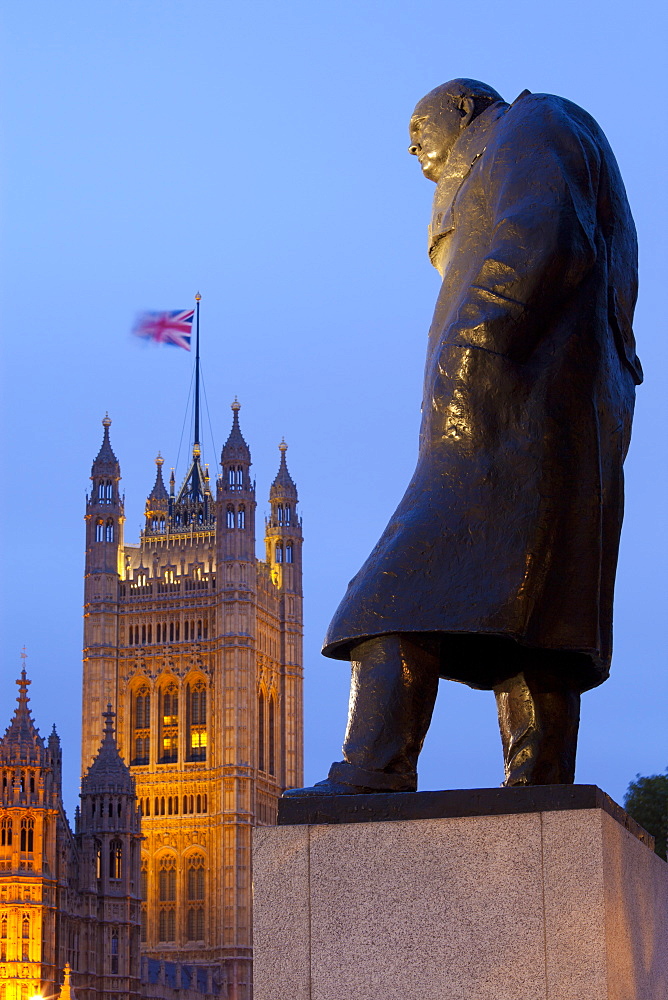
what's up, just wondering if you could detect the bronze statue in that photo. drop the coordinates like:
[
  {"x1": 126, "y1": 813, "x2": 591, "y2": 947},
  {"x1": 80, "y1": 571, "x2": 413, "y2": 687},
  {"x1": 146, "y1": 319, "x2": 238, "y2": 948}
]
[{"x1": 286, "y1": 79, "x2": 642, "y2": 796}]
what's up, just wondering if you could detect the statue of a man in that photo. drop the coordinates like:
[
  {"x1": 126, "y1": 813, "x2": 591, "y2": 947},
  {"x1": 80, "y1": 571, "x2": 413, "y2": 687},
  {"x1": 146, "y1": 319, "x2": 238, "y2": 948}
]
[{"x1": 287, "y1": 79, "x2": 642, "y2": 795}]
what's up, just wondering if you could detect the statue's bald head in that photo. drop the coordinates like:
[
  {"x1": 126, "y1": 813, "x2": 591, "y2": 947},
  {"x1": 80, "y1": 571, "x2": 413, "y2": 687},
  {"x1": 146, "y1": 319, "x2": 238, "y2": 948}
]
[
  {"x1": 416, "y1": 79, "x2": 504, "y2": 120},
  {"x1": 409, "y1": 79, "x2": 504, "y2": 183}
]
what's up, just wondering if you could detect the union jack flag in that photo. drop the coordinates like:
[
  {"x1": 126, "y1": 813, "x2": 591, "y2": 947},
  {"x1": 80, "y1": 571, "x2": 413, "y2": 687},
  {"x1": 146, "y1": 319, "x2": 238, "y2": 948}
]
[{"x1": 132, "y1": 309, "x2": 195, "y2": 351}]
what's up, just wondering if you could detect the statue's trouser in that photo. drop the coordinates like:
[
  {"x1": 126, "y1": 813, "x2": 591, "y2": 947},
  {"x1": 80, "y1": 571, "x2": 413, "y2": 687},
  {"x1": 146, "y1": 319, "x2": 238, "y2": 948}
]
[{"x1": 327, "y1": 633, "x2": 581, "y2": 791}]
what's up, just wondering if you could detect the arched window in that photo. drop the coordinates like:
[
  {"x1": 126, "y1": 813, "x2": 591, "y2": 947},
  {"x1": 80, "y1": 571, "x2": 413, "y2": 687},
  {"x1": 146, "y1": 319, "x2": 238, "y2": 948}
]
[
  {"x1": 237, "y1": 507, "x2": 245, "y2": 529},
  {"x1": 277, "y1": 504, "x2": 284, "y2": 525},
  {"x1": 105, "y1": 520, "x2": 114, "y2": 542},
  {"x1": 258, "y1": 690, "x2": 266, "y2": 772},
  {"x1": 109, "y1": 840, "x2": 123, "y2": 880},
  {"x1": 98, "y1": 482, "x2": 105, "y2": 500},
  {"x1": 275, "y1": 544, "x2": 283, "y2": 564},
  {"x1": 20, "y1": 819, "x2": 34, "y2": 853},
  {"x1": 285, "y1": 543, "x2": 294, "y2": 563},
  {"x1": 0, "y1": 819, "x2": 11, "y2": 848},
  {"x1": 235, "y1": 467, "x2": 243, "y2": 488},
  {"x1": 133, "y1": 685, "x2": 150, "y2": 765},
  {"x1": 21, "y1": 914, "x2": 29, "y2": 960},
  {"x1": 226, "y1": 506, "x2": 235, "y2": 528},
  {"x1": 269, "y1": 695, "x2": 276, "y2": 777},
  {"x1": 111, "y1": 931, "x2": 119, "y2": 974},
  {"x1": 188, "y1": 680, "x2": 207, "y2": 762},
  {"x1": 158, "y1": 855, "x2": 177, "y2": 943},
  {"x1": 105, "y1": 480, "x2": 113, "y2": 500},
  {"x1": 285, "y1": 504, "x2": 291, "y2": 525},
  {"x1": 96, "y1": 521, "x2": 104, "y2": 542},
  {"x1": 186, "y1": 852, "x2": 205, "y2": 941},
  {"x1": 160, "y1": 683, "x2": 178, "y2": 763}
]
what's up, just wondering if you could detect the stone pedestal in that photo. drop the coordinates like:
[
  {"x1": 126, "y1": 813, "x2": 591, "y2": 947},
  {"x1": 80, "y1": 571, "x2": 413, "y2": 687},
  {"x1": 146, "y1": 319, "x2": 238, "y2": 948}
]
[{"x1": 253, "y1": 786, "x2": 667, "y2": 1000}]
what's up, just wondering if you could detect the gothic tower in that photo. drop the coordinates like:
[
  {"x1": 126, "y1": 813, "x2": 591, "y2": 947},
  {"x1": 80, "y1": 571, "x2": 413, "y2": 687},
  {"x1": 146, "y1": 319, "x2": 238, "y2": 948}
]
[
  {"x1": 82, "y1": 416, "x2": 125, "y2": 768},
  {"x1": 0, "y1": 668, "x2": 61, "y2": 999},
  {"x1": 80, "y1": 404, "x2": 304, "y2": 1000},
  {"x1": 77, "y1": 706, "x2": 142, "y2": 1000}
]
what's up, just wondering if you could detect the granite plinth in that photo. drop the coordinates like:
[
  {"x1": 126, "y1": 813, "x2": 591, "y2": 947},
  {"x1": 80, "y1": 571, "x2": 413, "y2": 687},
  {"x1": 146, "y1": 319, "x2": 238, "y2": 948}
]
[{"x1": 254, "y1": 786, "x2": 667, "y2": 1000}]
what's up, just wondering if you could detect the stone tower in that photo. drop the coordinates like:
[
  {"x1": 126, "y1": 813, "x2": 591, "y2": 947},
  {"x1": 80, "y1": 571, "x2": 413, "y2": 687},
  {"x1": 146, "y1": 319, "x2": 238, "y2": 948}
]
[
  {"x1": 82, "y1": 414, "x2": 125, "y2": 760},
  {"x1": 81, "y1": 405, "x2": 304, "y2": 999},
  {"x1": 0, "y1": 668, "x2": 61, "y2": 999},
  {"x1": 77, "y1": 706, "x2": 142, "y2": 1000}
]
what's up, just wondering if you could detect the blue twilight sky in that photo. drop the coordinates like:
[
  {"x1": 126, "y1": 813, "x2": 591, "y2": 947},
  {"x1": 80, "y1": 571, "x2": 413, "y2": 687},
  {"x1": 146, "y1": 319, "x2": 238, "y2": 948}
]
[{"x1": 1, "y1": 0, "x2": 666, "y2": 818}]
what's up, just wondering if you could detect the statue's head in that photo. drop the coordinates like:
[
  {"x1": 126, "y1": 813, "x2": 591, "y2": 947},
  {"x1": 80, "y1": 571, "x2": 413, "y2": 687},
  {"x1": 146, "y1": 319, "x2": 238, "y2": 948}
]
[{"x1": 408, "y1": 79, "x2": 503, "y2": 182}]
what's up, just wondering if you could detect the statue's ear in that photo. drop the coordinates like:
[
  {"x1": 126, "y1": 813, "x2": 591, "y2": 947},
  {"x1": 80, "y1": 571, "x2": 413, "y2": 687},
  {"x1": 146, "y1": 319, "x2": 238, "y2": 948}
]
[{"x1": 458, "y1": 96, "x2": 476, "y2": 128}]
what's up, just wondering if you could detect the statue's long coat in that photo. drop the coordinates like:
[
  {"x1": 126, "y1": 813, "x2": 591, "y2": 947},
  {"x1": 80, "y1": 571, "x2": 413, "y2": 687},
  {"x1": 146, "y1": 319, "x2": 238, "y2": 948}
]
[{"x1": 323, "y1": 93, "x2": 641, "y2": 692}]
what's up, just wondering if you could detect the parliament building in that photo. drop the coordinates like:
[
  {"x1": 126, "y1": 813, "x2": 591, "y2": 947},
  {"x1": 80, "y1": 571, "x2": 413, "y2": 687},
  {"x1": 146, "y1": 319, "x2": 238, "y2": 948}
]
[{"x1": 0, "y1": 403, "x2": 304, "y2": 1000}]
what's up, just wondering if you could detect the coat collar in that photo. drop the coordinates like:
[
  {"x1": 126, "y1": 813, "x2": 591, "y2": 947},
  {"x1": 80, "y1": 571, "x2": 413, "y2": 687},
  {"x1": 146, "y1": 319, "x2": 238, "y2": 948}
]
[{"x1": 429, "y1": 101, "x2": 509, "y2": 261}]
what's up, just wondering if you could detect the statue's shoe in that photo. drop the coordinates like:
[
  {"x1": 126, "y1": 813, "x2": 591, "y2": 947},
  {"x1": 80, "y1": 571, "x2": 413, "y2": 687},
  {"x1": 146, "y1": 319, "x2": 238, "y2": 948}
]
[{"x1": 282, "y1": 779, "x2": 378, "y2": 797}]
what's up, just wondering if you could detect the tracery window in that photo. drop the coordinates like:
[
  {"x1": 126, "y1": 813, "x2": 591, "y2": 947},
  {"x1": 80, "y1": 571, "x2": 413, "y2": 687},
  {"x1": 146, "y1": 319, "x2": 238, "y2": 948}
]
[
  {"x1": 237, "y1": 507, "x2": 245, "y2": 529},
  {"x1": 160, "y1": 683, "x2": 179, "y2": 763},
  {"x1": 20, "y1": 819, "x2": 34, "y2": 853},
  {"x1": 285, "y1": 542, "x2": 294, "y2": 563},
  {"x1": 109, "y1": 839, "x2": 123, "y2": 880},
  {"x1": 186, "y1": 852, "x2": 205, "y2": 941},
  {"x1": 111, "y1": 931, "x2": 119, "y2": 975},
  {"x1": 105, "y1": 520, "x2": 114, "y2": 542},
  {"x1": 0, "y1": 819, "x2": 12, "y2": 847},
  {"x1": 187, "y1": 680, "x2": 207, "y2": 762},
  {"x1": 133, "y1": 685, "x2": 150, "y2": 765},
  {"x1": 226, "y1": 506, "x2": 235, "y2": 528},
  {"x1": 96, "y1": 522, "x2": 104, "y2": 542},
  {"x1": 269, "y1": 695, "x2": 276, "y2": 777},
  {"x1": 275, "y1": 543, "x2": 283, "y2": 564},
  {"x1": 158, "y1": 855, "x2": 177, "y2": 942},
  {"x1": 258, "y1": 690, "x2": 265, "y2": 772}
]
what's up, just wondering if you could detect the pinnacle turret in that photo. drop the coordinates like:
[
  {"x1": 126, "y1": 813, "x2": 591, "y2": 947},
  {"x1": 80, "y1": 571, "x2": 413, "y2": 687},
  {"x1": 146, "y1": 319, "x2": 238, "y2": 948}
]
[
  {"x1": 81, "y1": 705, "x2": 134, "y2": 796},
  {"x1": 148, "y1": 453, "x2": 169, "y2": 502},
  {"x1": 91, "y1": 414, "x2": 120, "y2": 477},
  {"x1": 0, "y1": 663, "x2": 47, "y2": 766},
  {"x1": 221, "y1": 400, "x2": 251, "y2": 464},
  {"x1": 270, "y1": 439, "x2": 298, "y2": 501}
]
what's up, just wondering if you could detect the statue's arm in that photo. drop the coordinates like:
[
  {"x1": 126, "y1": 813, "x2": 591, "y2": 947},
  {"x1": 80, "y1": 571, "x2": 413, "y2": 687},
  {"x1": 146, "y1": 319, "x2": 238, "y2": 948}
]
[{"x1": 448, "y1": 108, "x2": 600, "y2": 361}]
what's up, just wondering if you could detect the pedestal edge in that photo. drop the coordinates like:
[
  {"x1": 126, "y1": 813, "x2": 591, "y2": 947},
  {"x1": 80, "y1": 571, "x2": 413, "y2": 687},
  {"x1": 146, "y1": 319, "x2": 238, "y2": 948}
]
[{"x1": 277, "y1": 783, "x2": 654, "y2": 847}]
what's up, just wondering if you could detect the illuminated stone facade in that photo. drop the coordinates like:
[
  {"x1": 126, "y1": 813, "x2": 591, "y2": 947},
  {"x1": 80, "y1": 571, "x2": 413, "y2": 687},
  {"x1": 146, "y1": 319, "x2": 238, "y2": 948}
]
[
  {"x1": 81, "y1": 404, "x2": 304, "y2": 999},
  {"x1": 0, "y1": 671, "x2": 141, "y2": 1000}
]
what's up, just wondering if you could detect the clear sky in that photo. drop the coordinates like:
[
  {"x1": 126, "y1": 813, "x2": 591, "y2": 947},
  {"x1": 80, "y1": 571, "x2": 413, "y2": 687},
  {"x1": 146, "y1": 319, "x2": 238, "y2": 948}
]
[{"x1": 1, "y1": 0, "x2": 666, "y2": 817}]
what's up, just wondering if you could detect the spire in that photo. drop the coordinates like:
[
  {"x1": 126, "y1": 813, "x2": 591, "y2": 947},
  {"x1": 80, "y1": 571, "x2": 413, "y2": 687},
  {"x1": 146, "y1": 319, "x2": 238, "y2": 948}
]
[
  {"x1": 148, "y1": 453, "x2": 169, "y2": 502},
  {"x1": 91, "y1": 414, "x2": 120, "y2": 477},
  {"x1": 60, "y1": 963, "x2": 76, "y2": 1000},
  {"x1": 270, "y1": 439, "x2": 297, "y2": 500},
  {"x1": 81, "y1": 705, "x2": 134, "y2": 796},
  {"x1": 0, "y1": 655, "x2": 46, "y2": 764},
  {"x1": 221, "y1": 399, "x2": 251, "y2": 464}
]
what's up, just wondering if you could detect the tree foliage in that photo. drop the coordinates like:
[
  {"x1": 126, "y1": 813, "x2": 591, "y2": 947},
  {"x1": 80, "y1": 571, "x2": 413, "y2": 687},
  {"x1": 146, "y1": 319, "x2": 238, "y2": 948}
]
[{"x1": 624, "y1": 770, "x2": 667, "y2": 860}]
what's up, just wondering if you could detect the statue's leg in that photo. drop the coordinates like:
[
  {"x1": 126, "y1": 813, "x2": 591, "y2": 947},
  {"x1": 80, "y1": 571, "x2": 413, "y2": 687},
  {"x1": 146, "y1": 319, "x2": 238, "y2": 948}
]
[
  {"x1": 327, "y1": 633, "x2": 439, "y2": 792},
  {"x1": 283, "y1": 633, "x2": 438, "y2": 796},
  {"x1": 493, "y1": 660, "x2": 581, "y2": 785}
]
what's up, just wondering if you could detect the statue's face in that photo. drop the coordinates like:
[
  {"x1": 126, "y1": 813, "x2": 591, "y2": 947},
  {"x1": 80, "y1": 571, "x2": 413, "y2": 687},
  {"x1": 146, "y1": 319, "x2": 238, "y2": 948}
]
[{"x1": 408, "y1": 97, "x2": 462, "y2": 183}]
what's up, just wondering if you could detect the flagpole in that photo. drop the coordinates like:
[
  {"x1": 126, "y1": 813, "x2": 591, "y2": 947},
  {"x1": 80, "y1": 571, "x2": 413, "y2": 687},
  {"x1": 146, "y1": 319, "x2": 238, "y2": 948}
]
[{"x1": 194, "y1": 292, "x2": 201, "y2": 451}]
